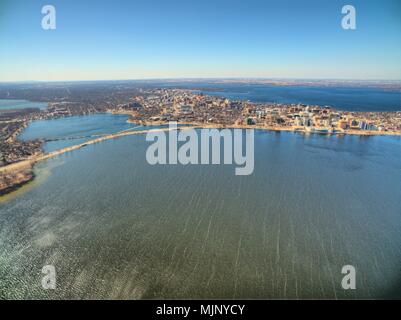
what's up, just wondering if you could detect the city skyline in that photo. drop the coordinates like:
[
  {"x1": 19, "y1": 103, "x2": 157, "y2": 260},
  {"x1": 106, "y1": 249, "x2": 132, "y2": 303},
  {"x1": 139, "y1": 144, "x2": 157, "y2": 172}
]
[{"x1": 1, "y1": 0, "x2": 401, "y2": 81}]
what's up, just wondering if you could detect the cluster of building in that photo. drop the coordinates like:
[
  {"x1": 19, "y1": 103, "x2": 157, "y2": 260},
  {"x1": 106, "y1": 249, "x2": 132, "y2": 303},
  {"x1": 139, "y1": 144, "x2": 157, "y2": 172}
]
[
  {"x1": 0, "y1": 121, "x2": 43, "y2": 166},
  {"x1": 243, "y1": 103, "x2": 401, "y2": 133},
  {"x1": 116, "y1": 89, "x2": 401, "y2": 134},
  {"x1": 116, "y1": 89, "x2": 243, "y2": 125}
]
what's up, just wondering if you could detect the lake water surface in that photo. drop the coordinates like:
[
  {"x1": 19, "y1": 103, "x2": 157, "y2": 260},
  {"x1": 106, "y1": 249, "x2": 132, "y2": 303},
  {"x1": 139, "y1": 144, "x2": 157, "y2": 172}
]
[
  {"x1": 1, "y1": 114, "x2": 401, "y2": 299},
  {"x1": 157, "y1": 82, "x2": 401, "y2": 112}
]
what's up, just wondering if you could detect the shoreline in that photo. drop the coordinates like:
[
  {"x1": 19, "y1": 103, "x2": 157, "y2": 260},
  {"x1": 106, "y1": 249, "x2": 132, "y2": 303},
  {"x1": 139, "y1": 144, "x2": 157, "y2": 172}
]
[
  {"x1": 0, "y1": 169, "x2": 35, "y2": 197},
  {"x1": 121, "y1": 114, "x2": 401, "y2": 137},
  {"x1": 1, "y1": 109, "x2": 400, "y2": 199},
  {"x1": 0, "y1": 126, "x2": 193, "y2": 198}
]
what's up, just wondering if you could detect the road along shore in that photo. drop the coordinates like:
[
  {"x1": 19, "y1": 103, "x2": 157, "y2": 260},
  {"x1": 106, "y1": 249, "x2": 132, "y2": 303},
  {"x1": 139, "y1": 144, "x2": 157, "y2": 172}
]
[{"x1": 0, "y1": 126, "x2": 194, "y2": 197}]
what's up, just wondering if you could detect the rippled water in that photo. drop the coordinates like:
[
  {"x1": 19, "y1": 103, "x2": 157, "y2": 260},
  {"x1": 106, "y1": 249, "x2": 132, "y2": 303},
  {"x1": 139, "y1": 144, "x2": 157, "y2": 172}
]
[{"x1": 1, "y1": 119, "x2": 401, "y2": 299}]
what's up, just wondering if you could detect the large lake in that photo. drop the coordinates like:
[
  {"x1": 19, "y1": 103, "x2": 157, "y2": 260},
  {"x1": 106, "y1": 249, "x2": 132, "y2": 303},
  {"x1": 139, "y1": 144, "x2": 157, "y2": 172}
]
[
  {"x1": 156, "y1": 82, "x2": 401, "y2": 112},
  {"x1": 1, "y1": 114, "x2": 401, "y2": 299}
]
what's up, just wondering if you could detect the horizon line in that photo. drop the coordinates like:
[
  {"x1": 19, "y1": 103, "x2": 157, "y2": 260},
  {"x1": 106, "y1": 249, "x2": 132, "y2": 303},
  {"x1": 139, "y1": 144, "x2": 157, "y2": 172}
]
[{"x1": 1, "y1": 77, "x2": 401, "y2": 84}]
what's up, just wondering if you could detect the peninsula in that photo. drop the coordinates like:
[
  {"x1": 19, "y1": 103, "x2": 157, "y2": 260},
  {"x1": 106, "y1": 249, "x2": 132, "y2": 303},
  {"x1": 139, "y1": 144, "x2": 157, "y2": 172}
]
[{"x1": 1, "y1": 82, "x2": 400, "y2": 197}]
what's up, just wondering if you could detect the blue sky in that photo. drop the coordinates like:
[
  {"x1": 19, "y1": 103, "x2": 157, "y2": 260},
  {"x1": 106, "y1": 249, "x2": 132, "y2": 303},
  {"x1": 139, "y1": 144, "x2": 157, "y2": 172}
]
[{"x1": 0, "y1": 0, "x2": 400, "y2": 81}]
